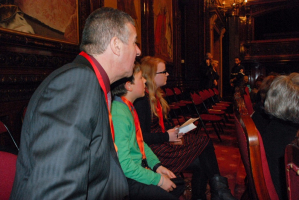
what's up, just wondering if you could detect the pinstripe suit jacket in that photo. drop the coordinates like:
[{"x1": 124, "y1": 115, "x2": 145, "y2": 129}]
[{"x1": 10, "y1": 55, "x2": 129, "y2": 200}]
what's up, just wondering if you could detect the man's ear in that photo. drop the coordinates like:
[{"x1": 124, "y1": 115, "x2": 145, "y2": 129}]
[
  {"x1": 125, "y1": 81, "x2": 133, "y2": 92},
  {"x1": 110, "y1": 36, "x2": 121, "y2": 56}
]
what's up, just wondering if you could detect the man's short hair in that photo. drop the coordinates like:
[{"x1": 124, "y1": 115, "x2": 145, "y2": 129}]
[
  {"x1": 80, "y1": 7, "x2": 134, "y2": 54},
  {"x1": 264, "y1": 72, "x2": 299, "y2": 123}
]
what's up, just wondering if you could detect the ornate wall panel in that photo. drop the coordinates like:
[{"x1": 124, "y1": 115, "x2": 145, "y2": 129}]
[{"x1": 0, "y1": 0, "x2": 96, "y2": 147}]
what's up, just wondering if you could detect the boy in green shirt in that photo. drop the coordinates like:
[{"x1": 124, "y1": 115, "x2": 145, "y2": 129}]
[{"x1": 111, "y1": 64, "x2": 184, "y2": 200}]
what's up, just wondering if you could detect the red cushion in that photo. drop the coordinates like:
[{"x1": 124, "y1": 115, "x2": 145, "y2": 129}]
[
  {"x1": 244, "y1": 94, "x2": 254, "y2": 115},
  {"x1": 258, "y1": 132, "x2": 279, "y2": 200},
  {"x1": 208, "y1": 109, "x2": 225, "y2": 115},
  {"x1": 180, "y1": 100, "x2": 192, "y2": 104},
  {"x1": 200, "y1": 114, "x2": 222, "y2": 121},
  {"x1": 212, "y1": 105, "x2": 227, "y2": 110},
  {"x1": 0, "y1": 151, "x2": 17, "y2": 200},
  {"x1": 215, "y1": 103, "x2": 229, "y2": 107}
]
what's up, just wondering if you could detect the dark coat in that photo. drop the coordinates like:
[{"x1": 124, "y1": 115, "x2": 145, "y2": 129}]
[
  {"x1": 10, "y1": 55, "x2": 129, "y2": 200},
  {"x1": 253, "y1": 109, "x2": 299, "y2": 200}
]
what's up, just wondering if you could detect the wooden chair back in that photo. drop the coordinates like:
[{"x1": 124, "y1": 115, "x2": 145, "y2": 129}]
[
  {"x1": 243, "y1": 93, "x2": 254, "y2": 115},
  {"x1": 285, "y1": 131, "x2": 299, "y2": 200},
  {"x1": 0, "y1": 151, "x2": 18, "y2": 200},
  {"x1": 235, "y1": 98, "x2": 278, "y2": 200}
]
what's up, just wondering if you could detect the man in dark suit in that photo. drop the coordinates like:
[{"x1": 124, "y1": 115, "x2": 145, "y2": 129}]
[
  {"x1": 199, "y1": 53, "x2": 213, "y2": 90},
  {"x1": 230, "y1": 57, "x2": 245, "y2": 94},
  {"x1": 10, "y1": 7, "x2": 141, "y2": 200}
]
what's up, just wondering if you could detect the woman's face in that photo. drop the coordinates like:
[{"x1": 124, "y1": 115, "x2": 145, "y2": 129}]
[{"x1": 154, "y1": 62, "x2": 169, "y2": 88}]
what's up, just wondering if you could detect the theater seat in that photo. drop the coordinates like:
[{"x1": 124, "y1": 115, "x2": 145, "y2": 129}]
[
  {"x1": 285, "y1": 134, "x2": 299, "y2": 200},
  {"x1": 0, "y1": 151, "x2": 18, "y2": 200}
]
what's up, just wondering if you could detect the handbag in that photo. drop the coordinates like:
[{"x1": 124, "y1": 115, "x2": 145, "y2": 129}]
[{"x1": 170, "y1": 177, "x2": 185, "y2": 186}]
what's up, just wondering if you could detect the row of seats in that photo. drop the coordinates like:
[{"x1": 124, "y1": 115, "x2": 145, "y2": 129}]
[
  {"x1": 234, "y1": 94, "x2": 299, "y2": 200},
  {"x1": 0, "y1": 121, "x2": 18, "y2": 200},
  {"x1": 0, "y1": 107, "x2": 26, "y2": 200},
  {"x1": 162, "y1": 87, "x2": 233, "y2": 142}
]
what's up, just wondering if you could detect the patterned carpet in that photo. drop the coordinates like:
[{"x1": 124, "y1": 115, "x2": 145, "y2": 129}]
[{"x1": 180, "y1": 114, "x2": 247, "y2": 200}]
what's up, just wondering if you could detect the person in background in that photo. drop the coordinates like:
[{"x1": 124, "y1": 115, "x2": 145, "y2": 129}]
[
  {"x1": 10, "y1": 7, "x2": 141, "y2": 200},
  {"x1": 230, "y1": 57, "x2": 245, "y2": 94},
  {"x1": 250, "y1": 75, "x2": 264, "y2": 105},
  {"x1": 211, "y1": 60, "x2": 220, "y2": 89},
  {"x1": 251, "y1": 75, "x2": 278, "y2": 136},
  {"x1": 111, "y1": 64, "x2": 184, "y2": 200},
  {"x1": 199, "y1": 52, "x2": 213, "y2": 90},
  {"x1": 258, "y1": 73, "x2": 299, "y2": 199},
  {"x1": 243, "y1": 76, "x2": 251, "y2": 93},
  {"x1": 134, "y1": 56, "x2": 237, "y2": 200}
]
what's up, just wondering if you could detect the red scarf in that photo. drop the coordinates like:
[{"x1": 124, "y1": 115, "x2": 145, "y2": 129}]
[
  {"x1": 79, "y1": 51, "x2": 117, "y2": 152},
  {"x1": 156, "y1": 97, "x2": 165, "y2": 132},
  {"x1": 121, "y1": 97, "x2": 146, "y2": 160}
]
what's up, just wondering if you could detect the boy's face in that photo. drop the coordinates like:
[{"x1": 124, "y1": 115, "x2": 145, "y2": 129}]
[{"x1": 131, "y1": 71, "x2": 146, "y2": 99}]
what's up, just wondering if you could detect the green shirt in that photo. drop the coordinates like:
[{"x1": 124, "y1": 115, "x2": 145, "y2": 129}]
[{"x1": 111, "y1": 98, "x2": 161, "y2": 185}]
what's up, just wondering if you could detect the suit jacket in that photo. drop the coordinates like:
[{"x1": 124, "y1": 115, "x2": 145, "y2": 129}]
[{"x1": 10, "y1": 55, "x2": 129, "y2": 200}]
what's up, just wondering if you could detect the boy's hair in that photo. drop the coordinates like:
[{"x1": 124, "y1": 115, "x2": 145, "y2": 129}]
[{"x1": 111, "y1": 64, "x2": 141, "y2": 97}]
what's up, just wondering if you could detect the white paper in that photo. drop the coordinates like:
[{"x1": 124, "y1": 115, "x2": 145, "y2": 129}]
[{"x1": 178, "y1": 118, "x2": 199, "y2": 134}]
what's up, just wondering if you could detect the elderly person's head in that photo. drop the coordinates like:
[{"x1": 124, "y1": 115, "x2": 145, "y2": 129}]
[{"x1": 264, "y1": 73, "x2": 299, "y2": 123}]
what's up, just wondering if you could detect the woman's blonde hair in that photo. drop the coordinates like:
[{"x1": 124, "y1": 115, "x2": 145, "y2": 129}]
[
  {"x1": 211, "y1": 60, "x2": 218, "y2": 67},
  {"x1": 140, "y1": 56, "x2": 170, "y2": 118}
]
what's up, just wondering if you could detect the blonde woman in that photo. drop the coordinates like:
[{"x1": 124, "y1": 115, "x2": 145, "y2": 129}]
[
  {"x1": 211, "y1": 60, "x2": 220, "y2": 88},
  {"x1": 134, "y1": 56, "x2": 236, "y2": 200}
]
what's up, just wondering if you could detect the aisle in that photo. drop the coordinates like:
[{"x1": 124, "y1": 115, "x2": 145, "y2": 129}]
[{"x1": 180, "y1": 115, "x2": 246, "y2": 200}]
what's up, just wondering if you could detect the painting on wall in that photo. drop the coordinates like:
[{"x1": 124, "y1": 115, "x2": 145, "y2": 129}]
[
  {"x1": 0, "y1": 0, "x2": 79, "y2": 45},
  {"x1": 153, "y1": 0, "x2": 173, "y2": 62},
  {"x1": 104, "y1": 0, "x2": 117, "y2": 9},
  {"x1": 101, "y1": 0, "x2": 142, "y2": 50},
  {"x1": 117, "y1": 0, "x2": 142, "y2": 50}
]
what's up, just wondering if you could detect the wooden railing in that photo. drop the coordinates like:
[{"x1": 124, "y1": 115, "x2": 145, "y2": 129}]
[{"x1": 234, "y1": 95, "x2": 272, "y2": 200}]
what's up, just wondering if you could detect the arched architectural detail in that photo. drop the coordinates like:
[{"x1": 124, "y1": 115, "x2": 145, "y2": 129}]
[
  {"x1": 209, "y1": 14, "x2": 218, "y2": 55},
  {"x1": 219, "y1": 28, "x2": 226, "y2": 96}
]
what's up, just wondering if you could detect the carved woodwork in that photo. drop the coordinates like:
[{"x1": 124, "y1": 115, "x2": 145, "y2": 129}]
[
  {"x1": 235, "y1": 96, "x2": 272, "y2": 199},
  {"x1": 0, "y1": 0, "x2": 95, "y2": 148}
]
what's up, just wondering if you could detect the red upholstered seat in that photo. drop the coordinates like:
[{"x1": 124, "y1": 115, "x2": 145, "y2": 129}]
[
  {"x1": 173, "y1": 87, "x2": 193, "y2": 105},
  {"x1": 200, "y1": 114, "x2": 222, "y2": 121},
  {"x1": 258, "y1": 132, "x2": 279, "y2": 200},
  {"x1": 0, "y1": 121, "x2": 19, "y2": 151},
  {"x1": 190, "y1": 92, "x2": 224, "y2": 142},
  {"x1": 0, "y1": 151, "x2": 17, "y2": 200},
  {"x1": 234, "y1": 101, "x2": 278, "y2": 200},
  {"x1": 285, "y1": 136, "x2": 299, "y2": 200},
  {"x1": 234, "y1": 115, "x2": 257, "y2": 199},
  {"x1": 212, "y1": 88, "x2": 232, "y2": 104},
  {"x1": 243, "y1": 94, "x2": 254, "y2": 116}
]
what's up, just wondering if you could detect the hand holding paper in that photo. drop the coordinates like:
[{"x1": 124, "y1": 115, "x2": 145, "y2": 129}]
[
  {"x1": 167, "y1": 127, "x2": 181, "y2": 142},
  {"x1": 178, "y1": 118, "x2": 199, "y2": 134}
]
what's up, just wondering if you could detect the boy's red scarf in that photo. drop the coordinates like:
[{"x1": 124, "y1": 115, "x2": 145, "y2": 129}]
[{"x1": 121, "y1": 97, "x2": 147, "y2": 161}]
